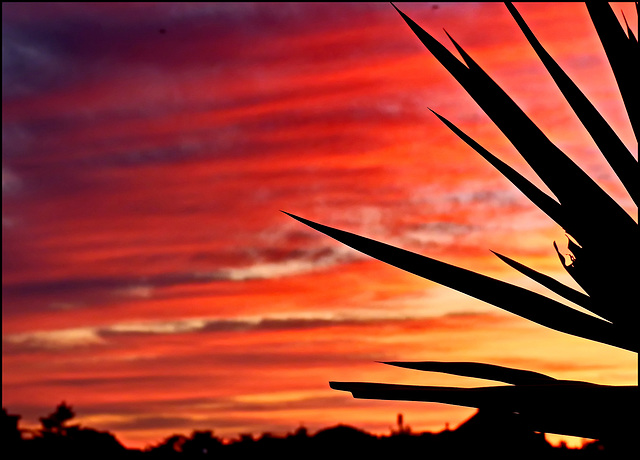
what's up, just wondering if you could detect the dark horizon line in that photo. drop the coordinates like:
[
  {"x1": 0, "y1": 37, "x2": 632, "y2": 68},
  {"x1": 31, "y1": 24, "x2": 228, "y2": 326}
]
[{"x1": 4, "y1": 403, "x2": 605, "y2": 451}]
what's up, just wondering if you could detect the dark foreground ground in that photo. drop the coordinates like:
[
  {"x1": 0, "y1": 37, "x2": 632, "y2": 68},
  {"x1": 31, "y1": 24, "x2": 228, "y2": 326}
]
[{"x1": 3, "y1": 405, "x2": 629, "y2": 459}]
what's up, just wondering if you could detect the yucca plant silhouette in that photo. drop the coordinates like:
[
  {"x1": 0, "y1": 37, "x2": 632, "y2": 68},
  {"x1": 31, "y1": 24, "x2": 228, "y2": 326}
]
[{"x1": 285, "y1": 2, "x2": 637, "y2": 446}]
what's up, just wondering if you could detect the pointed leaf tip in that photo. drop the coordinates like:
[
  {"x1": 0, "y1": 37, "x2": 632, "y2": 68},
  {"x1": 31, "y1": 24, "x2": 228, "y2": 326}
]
[
  {"x1": 491, "y1": 250, "x2": 598, "y2": 317},
  {"x1": 382, "y1": 360, "x2": 559, "y2": 385},
  {"x1": 390, "y1": 2, "x2": 405, "y2": 17},
  {"x1": 430, "y1": 111, "x2": 567, "y2": 229},
  {"x1": 287, "y1": 215, "x2": 634, "y2": 351}
]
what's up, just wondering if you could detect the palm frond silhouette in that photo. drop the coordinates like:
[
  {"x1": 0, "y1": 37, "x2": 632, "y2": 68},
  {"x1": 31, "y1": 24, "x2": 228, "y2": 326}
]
[{"x1": 285, "y1": 2, "x2": 637, "y2": 445}]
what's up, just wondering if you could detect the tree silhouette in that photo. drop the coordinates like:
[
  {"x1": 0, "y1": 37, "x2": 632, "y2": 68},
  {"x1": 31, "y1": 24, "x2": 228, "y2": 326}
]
[
  {"x1": 3, "y1": 402, "x2": 130, "y2": 459},
  {"x1": 286, "y1": 2, "x2": 637, "y2": 451},
  {"x1": 39, "y1": 401, "x2": 75, "y2": 435}
]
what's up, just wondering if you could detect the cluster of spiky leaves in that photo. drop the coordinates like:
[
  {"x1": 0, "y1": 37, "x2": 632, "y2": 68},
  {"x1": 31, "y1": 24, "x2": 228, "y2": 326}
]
[{"x1": 286, "y1": 2, "x2": 637, "y2": 442}]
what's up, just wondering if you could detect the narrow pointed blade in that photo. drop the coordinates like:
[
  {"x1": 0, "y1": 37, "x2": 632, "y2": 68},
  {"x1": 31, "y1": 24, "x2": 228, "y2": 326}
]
[
  {"x1": 490, "y1": 251, "x2": 598, "y2": 317},
  {"x1": 430, "y1": 110, "x2": 567, "y2": 230},
  {"x1": 380, "y1": 361, "x2": 558, "y2": 385},
  {"x1": 284, "y1": 212, "x2": 634, "y2": 352},
  {"x1": 587, "y1": 3, "x2": 639, "y2": 141},
  {"x1": 506, "y1": 2, "x2": 639, "y2": 206}
]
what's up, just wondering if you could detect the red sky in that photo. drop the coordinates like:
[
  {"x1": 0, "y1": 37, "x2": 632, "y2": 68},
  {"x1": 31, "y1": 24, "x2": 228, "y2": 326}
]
[{"x1": 2, "y1": 2, "x2": 637, "y2": 449}]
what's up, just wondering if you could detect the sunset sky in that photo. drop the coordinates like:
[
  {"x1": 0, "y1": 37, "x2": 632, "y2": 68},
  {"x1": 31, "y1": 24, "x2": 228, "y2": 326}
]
[{"x1": 2, "y1": 2, "x2": 637, "y2": 449}]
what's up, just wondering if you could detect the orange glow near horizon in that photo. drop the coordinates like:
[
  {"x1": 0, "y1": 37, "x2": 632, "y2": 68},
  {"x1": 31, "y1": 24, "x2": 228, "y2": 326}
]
[{"x1": 2, "y1": 2, "x2": 637, "y2": 450}]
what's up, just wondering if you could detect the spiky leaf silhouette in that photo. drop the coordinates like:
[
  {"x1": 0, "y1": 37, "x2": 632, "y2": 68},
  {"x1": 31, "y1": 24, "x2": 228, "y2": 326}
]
[
  {"x1": 490, "y1": 250, "x2": 594, "y2": 312},
  {"x1": 428, "y1": 109, "x2": 567, "y2": 228},
  {"x1": 286, "y1": 2, "x2": 637, "y2": 443},
  {"x1": 283, "y1": 211, "x2": 634, "y2": 352},
  {"x1": 380, "y1": 361, "x2": 561, "y2": 385},
  {"x1": 506, "y1": 3, "x2": 639, "y2": 205},
  {"x1": 586, "y1": 3, "x2": 639, "y2": 141}
]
